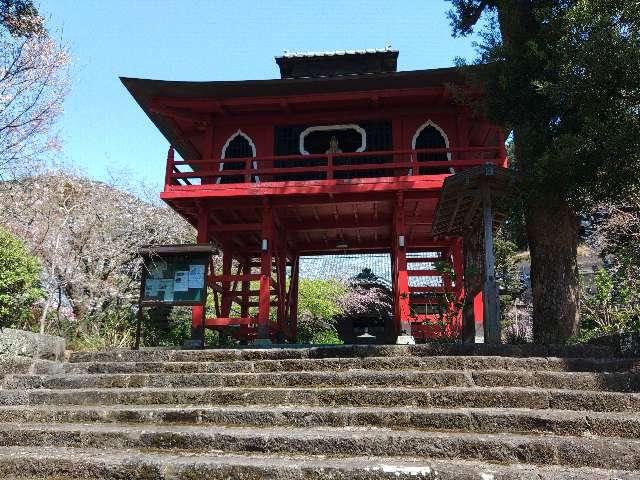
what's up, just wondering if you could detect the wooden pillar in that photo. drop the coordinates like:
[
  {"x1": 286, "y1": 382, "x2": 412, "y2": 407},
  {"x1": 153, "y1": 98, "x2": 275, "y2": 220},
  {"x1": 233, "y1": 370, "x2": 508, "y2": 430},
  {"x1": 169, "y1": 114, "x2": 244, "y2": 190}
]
[
  {"x1": 482, "y1": 180, "x2": 501, "y2": 344},
  {"x1": 390, "y1": 248, "x2": 399, "y2": 323},
  {"x1": 220, "y1": 249, "x2": 233, "y2": 318},
  {"x1": 164, "y1": 146, "x2": 175, "y2": 191},
  {"x1": 257, "y1": 202, "x2": 273, "y2": 342},
  {"x1": 393, "y1": 193, "x2": 412, "y2": 340},
  {"x1": 240, "y1": 257, "x2": 250, "y2": 318},
  {"x1": 276, "y1": 244, "x2": 287, "y2": 334},
  {"x1": 191, "y1": 201, "x2": 208, "y2": 343}
]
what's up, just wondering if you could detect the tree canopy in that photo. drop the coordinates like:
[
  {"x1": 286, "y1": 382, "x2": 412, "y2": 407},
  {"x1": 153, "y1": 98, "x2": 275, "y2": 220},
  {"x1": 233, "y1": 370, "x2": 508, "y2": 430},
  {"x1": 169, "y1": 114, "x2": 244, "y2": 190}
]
[{"x1": 0, "y1": 0, "x2": 68, "y2": 180}]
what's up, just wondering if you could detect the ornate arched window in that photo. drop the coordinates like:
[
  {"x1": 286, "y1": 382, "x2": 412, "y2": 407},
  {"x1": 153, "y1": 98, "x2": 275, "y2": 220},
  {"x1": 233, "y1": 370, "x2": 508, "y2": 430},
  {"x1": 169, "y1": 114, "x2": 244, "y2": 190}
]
[
  {"x1": 219, "y1": 130, "x2": 256, "y2": 184},
  {"x1": 411, "y1": 121, "x2": 452, "y2": 175}
]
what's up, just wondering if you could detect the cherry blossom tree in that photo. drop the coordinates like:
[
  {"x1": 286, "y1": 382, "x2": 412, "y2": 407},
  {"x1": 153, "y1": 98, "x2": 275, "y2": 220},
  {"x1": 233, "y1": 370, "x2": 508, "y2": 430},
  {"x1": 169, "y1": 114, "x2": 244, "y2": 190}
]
[
  {"x1": 0, "y1": 172, "x2": 194, "y2": 335},
  {"x1": 0, "y1": 0, "x2": 69, "y2": 180}
]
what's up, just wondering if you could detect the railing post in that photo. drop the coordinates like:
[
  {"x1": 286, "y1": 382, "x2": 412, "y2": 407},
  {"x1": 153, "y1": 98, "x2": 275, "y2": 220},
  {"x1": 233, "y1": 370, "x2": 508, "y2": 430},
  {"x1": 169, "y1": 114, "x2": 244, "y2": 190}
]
[
  {"x1": 327, "y1": 153, "x2": 333, "y2": 180},
  {"x1": 164, "y1": 145, "x2": 175, "y2": 190},
  {"x1": 244, "y1": 157, "x2": 251, "y2": 183},
  {"x1": 408, "y1": 151, "x2": 414, "y2": 176}
]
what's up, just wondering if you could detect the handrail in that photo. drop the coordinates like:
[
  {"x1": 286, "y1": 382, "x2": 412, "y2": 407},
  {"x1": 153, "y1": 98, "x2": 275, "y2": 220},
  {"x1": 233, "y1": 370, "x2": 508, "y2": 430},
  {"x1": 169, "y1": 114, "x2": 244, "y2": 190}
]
[
  {"x1": 172, "y1": 146, "x2": 502, "y2": 166},
  {"x1": 166, "y1": 146, "x2": 505, "y2": 188}
]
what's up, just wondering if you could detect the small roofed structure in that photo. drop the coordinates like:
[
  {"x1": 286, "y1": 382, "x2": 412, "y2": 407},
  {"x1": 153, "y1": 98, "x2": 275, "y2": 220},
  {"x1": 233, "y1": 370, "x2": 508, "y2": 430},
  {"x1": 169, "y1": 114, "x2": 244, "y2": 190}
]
[
  {"x1": 275, "y1": 48, "x2": 399, "y2": 79},
  {"x1": 432, "y1": 164, "x2": 518, "y2": 344}
]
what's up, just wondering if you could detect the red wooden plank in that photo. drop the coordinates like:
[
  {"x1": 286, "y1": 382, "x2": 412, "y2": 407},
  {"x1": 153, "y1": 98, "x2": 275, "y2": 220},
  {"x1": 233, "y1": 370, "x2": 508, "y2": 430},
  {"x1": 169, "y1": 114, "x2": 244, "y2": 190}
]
[
  {"x1": 406, "y1": 257, "x2": 444, "y2": 263},
  {"x1": 209, "y1": 274, "x2": 261, "y2": 282},
  {"x1": 407, "y1": 269, "x2": 441, "y2": 276},
  {"x1": 205, "y1": 317, "x2": 254, "y2": 327},
  {"x1": 409, "y1": 286, "x2": 447, "y2": 293}
]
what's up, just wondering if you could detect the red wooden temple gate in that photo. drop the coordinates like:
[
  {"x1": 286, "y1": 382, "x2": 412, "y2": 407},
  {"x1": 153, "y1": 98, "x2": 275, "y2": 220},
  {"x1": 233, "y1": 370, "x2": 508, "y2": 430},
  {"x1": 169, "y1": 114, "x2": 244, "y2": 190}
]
[{"x1": 123, "y1": 49, "x2": 507, "y2": 345}]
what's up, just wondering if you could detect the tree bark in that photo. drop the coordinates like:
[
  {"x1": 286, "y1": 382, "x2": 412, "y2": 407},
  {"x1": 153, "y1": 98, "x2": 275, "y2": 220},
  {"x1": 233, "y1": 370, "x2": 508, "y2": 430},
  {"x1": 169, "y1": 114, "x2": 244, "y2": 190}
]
[{"x1": 526, "y1": 195, "x2": 580, "y2": 343}]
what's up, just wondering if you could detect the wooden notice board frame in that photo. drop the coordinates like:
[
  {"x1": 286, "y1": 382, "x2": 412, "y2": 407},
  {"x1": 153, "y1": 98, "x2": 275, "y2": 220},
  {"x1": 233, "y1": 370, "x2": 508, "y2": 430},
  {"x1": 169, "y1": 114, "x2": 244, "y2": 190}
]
[{"x1": 135, "y1": 244, "x2": 217, "y2": 349}]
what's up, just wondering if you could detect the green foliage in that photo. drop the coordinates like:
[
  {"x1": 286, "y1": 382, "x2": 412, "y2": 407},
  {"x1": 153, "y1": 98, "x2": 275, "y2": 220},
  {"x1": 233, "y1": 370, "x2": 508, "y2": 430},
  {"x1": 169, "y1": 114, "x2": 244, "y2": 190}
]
[
  {"x1": 578, "y1": 266, "x2": 640, "y2": 341},
  {"x1": 65, "y1": 310, "x2": 136, "y2": 352},
  {"x1": 298, "y1": 278, "x2": 347, "y2": 319},
  {"x1": 495, "y1": 232, "x2": 521, "y2": 299},
  {"x1": 0, "y1": 227, "x2": 43, "y2": 328},
  {"x1": 142, "y1": 306, "x2": 192, "y2": 347},
  {"x1": 310, "y1": 330, "x2": 343, "y2": 345},
  {"x1": 296, "y1": 278, "x2": 347, "y2": 344}
]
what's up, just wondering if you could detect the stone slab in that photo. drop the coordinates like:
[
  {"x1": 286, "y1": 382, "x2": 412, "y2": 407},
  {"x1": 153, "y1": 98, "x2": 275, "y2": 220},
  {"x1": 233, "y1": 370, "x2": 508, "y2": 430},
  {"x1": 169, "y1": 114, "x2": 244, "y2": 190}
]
[
  {"x1": 0, "y1": 446, "x2": 637, "y2": 480},
  {"x1": 0, "y1": 329, "x2": 65, "y2": 361}
]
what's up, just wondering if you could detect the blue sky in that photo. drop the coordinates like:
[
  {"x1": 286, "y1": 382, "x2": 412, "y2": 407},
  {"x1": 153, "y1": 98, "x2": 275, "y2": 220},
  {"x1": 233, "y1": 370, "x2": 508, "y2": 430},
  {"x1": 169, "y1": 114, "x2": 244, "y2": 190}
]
[{"x1": 42, "y1": 0, "x2": 481, "y2": 193}]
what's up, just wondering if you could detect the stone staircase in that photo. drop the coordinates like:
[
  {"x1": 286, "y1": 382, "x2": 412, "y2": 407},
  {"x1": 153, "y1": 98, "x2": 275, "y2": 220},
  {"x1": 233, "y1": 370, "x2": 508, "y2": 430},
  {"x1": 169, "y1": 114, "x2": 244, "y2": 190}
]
[{"x1": 0, "y1": 344, "x2": 639, "y2": 479}]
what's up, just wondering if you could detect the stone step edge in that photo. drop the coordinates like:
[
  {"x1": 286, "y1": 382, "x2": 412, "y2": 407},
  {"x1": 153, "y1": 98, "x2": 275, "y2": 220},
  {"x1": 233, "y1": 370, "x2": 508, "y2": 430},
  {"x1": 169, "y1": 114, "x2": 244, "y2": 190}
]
[
  {"x1": 6, "y1": 369, "x2": 640, "y2": 393},
  {"x1": 2, "y1": 386, "x2": 639, "y2": 412},
  {"x1": 0, "y1": 446, "x2": 637, "y2": 480},
  {"x1": 0, "y1": 404, "x2": 637, "y2": 438},
  {"x1": 68, "y1": 344, "x2": 618, "y2": 363},
  {"x1": 2, "y1": 421, "x2": 640, "y2": 471},
  {"x1": 64, "y1": 355, "x2": 640, "y2": 373}
]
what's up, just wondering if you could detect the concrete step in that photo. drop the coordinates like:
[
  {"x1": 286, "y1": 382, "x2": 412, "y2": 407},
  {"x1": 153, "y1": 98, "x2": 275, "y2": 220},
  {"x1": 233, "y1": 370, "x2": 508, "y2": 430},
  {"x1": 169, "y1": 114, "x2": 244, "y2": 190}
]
[
  {"x1": 2, "y1": 422, "x2": 640, "y2": 470},
  {"x1": 0, "y1": 446, "x2": 637, "y2": 479},
  {"x1": 0, "y1": 404, "x2": 637, "y2": 438},
  {"x1": 6, "y1": 369, "x2": 640, "y2": 392},
  {"x1": 64, "y1": 355, "x2": 640, "y2": 375},
  {"x1": 0, "y1": 358, "x2": 63, "y2": 376},
  {"x1": 1, "y1": 385, "x2": 639, "y2": 412},
  {"x1": 68, "y1": 343, "x2": 617, "y2": 363}
]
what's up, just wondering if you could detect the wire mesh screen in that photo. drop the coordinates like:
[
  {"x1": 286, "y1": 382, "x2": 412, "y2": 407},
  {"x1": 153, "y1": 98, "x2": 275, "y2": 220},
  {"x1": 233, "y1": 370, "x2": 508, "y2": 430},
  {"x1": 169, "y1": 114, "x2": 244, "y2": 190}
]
[{"x1": 299, "y1": 253, "x2": 392, "y2": 286}]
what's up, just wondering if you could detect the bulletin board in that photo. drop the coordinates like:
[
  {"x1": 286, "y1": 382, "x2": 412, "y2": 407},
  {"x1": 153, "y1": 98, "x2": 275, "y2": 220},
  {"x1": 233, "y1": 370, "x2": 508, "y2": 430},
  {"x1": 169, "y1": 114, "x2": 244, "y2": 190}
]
[{"x1": 139, "y1": 245, "x2": 214, "y2": 306}]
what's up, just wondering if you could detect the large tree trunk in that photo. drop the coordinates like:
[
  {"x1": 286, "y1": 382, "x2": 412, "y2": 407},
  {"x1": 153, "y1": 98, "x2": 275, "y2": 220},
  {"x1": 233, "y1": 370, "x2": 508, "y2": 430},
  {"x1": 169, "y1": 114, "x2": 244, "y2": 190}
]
[{"x1": 525, "y1": 195, "x2": 580, "y2": 343}]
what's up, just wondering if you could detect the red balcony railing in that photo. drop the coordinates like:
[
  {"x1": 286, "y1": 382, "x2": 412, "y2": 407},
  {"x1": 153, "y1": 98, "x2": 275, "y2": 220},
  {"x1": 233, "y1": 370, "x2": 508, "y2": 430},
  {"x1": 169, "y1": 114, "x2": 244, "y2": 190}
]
[{"x1": 164, "y1": 146, "x2": 507, "y2": 190}]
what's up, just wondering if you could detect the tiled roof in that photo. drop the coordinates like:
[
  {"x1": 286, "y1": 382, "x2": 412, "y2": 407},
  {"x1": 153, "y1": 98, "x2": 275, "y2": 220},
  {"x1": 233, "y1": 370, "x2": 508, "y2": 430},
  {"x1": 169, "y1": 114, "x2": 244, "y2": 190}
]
[{"x1": 278, "y1": 47, "x2": 397, "y2": 59}]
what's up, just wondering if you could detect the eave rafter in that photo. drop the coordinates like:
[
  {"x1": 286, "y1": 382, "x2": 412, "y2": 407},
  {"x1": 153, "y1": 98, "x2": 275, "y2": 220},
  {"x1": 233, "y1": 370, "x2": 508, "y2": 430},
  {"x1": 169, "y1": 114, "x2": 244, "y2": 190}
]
[
  {"x1": 149, "y1": 99, "x2": 212, "y2": 126},
  {"x1": 150, "y1": 85, "x2": 470, "y2": 120}
]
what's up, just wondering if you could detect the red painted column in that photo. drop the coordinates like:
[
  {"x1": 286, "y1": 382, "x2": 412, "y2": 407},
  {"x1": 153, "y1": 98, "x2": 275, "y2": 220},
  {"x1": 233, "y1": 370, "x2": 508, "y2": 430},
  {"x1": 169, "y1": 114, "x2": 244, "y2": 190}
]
[
  {"x1": 237, "y1": 257, "x2": 250, "y2": 342},
  {"x1": 191, "y1": 201, "x2": 208, "y2": 341},
  {"x1": 257, "y1": 202, "x2": 273, "y2": 341},
  {"x1": 164, "y1": 146, "x2": 175, "y2": 191},
  {"x1": 474, "y1": 292, "x2": 484, "y2": 341},
  {"x1": 240, "y1": 257, "x2": 250, "y2": 318},
  {"x1": 393, "y1": 193, "x2": 412, "y2": 338},
  {"x1": 220, "y1": 250, "x2": 233, "y2": 318},
  {"x1": 276, "y1": 245, "x2": 287, "y2": 334}
]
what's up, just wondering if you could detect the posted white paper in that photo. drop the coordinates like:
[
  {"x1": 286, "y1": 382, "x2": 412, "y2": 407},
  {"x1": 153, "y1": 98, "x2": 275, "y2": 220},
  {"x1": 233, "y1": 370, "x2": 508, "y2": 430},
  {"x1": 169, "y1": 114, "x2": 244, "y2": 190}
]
[
  {"x1": 188, "y1": 264, "x2": 205, "y2": 289},
  {"x1": 173, "y1": 270, "x2": 189, "y2": 292}
]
